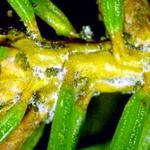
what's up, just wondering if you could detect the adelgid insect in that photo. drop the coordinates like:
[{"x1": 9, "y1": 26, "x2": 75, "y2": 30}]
[{"x1": 0, "y1": 0, "x2": 150, "y2": 149}]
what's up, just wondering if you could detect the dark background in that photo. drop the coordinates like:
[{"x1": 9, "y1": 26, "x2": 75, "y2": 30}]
[
  {"x1": 0, "y1": 0, "x2": 130, "y2": 149},
  {"x1": 0, "y1": 0, "x2": 105, "y2": 41}
]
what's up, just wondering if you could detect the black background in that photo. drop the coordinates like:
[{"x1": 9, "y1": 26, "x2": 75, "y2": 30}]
[{"x1": 0, "y1": 0, "x2": 105, "y2": 41}]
